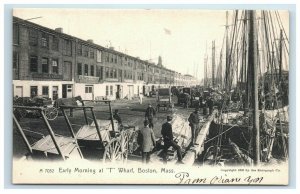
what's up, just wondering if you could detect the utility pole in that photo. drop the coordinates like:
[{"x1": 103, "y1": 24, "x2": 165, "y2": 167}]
[{"x1": 248, "y1": 10, "x2": 260, "y2": 165}]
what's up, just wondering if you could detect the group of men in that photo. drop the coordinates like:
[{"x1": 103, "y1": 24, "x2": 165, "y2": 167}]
[
  {"x1": 141, "y1": 103, "x2": 209, "y2": 164},
  {"x1": 139, "y1": 104, "x2": 183, "y2": 164},
  {"x1": 114, "y1": 100, "x2": 214, "y2": 164}
]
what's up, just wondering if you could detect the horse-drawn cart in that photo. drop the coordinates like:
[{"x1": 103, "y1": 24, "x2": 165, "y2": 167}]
[
  {"x1": 60, "y1": 100, "x2": 137, "y2": 163},
  {"x1": 156, "y1": 88, "x2": 174, "y2": 112},
  {"x1": 14, "y1": 96, "x2": 58, "y2": 120},
  {"x1": 13, "y1": 106, "x2": 83, "y2": 161}
]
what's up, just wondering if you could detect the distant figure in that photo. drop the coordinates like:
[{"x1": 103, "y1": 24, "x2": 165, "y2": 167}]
[
  {"x1": 161, "y1": 116, "x2": 183, "y2": 164},
  {"x1": 139, "y1": 93, "x2": 144, "y2": 104},
  {"x1": 184, "y1": 93, "x2": 191, "y2": 109},
  {"x1": 13, "y1": 95, "x2": 19, "y2": 103},
  {"x1": 140, "y1": 120, "x2": 156, "y2": 164},
  {"x1": 199, "y1": 94, "x2": 203, "y2": 108},
  {"x1": 207, "y1": 97, "x2": 214, "y2": 115},
  {"x1": 188, "y1": 108, "x2": 200, "y2": 146},
  {"x1": 145, "y1": 103, "x2": 156, "y2": 129},
  {"x1": 113, "y1": 109, "x2": 122, "y2": 126}
]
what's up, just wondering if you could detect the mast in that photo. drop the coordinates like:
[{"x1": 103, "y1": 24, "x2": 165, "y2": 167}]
[
  {"x1": 247, "y1": 10, "x2": 260, "y2": 165},
  {"x1": 225, "y1": 11, "x2": 229, "y2": 91},
  {"x1": 204, "y1": 57, "x2": 206, "y2": 87},
  {"x1": 212, "y1": 40, "x2": 216, "y2": 88},
  {"x1": 279, "y1": 29, "x2": 283, "y2": 81}
]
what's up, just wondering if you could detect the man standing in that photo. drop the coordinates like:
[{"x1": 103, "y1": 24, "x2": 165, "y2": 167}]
[
  {"x1": 207, "y1": 97, "x2": 214, "y2": 115},
  {"x1": 145, "y1": 103, "x2": 156, "y2": 129},
  {"x1": 188, "y1": 108, "x2": 200, "y2": 146},
  {"x1": 184, "y1": 93, "x2": 191, "y2": 109},
  {"x1": 113, "y1": 109, "x2": 122, "y2": 127},
  {"x1": 161, "y1": 116, "x2": 183, "y2": 164},
  {"x1": 139, "y1": 93, "x2": 144, "y2": 104},
  {"x1": 140, "y1": 120, "x2": 156, "y2": 164}
]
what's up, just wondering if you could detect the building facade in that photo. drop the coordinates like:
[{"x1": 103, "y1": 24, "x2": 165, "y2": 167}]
[{"x1": 12, "y1": 16, "x2": 198, "y2": 100}]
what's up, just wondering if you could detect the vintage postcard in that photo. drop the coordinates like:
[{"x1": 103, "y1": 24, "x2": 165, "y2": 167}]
[{"x1": 12, "y1": 8, "x2": 289, "y2": 185}]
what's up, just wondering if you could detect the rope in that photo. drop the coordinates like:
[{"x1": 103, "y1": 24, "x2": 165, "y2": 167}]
[{"x1": 204, "y1": 124, "x2": 239, "y2": 144}]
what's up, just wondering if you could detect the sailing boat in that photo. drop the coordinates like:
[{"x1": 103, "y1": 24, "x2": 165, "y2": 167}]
[{"x1": 202, "y1": 10, "x2": 289, "y2": 166}]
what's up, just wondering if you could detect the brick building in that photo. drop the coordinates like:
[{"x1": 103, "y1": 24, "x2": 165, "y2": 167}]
[{"x1": 12, "y1": 16, "x2": 198, "y2": 100}]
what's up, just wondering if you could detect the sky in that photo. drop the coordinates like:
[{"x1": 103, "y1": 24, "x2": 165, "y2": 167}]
[{"x1": 13, "y1": 9, "x2": 289, "y2": 80}]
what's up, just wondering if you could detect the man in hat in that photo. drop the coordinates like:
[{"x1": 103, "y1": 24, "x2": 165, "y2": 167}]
[
  {"x1": 145, "y1": 103, "x2": 156, "y2": 129},
  {"x1": 207, "y1": 96, "x2": 214, "y2": 115},
  {"x1": 188, "y1": 108, "x2": 200, "y2": 146},
  {"x1": 140, "y1": 119, "x2": 156, "y2": 164},
  {"x1": 113, "y1": 109, "x2": 122, "y2": 126},
  {"x1": 161, "y1": 116, "x2": 183, "y2": 164}
]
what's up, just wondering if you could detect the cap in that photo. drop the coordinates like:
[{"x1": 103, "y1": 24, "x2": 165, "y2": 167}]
[
  {"x1": 167, "y1": 116, "x2": 173, "y2": 121},
  {"x1": 144, "y1": 119, "x2": 149, "y2": 126}
]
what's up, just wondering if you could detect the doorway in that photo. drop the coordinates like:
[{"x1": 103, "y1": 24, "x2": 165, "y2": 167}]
[
  {"x1": 15, "y1": 86, "x2": 23, "y2": 97},
  {"x1": 62, "y1": 84, "x2": 73, "y2": 98},
  {"x1": 84, "y1": 85, "x2": 94, "y2": 100}
]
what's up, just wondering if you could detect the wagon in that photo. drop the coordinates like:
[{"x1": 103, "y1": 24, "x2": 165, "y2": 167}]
[
  {"x1": 60, "y1": 100, "x2": 137, "y2": 163},
  {"x1": 13, "y1": 96, "x2": 58, "y2": 120},
  {"x1": 13, "y1": 106, "x2": 83, "y2": 161},
  {"x1": 156, "y1": 88, "x2": 174, "y2": 112}
]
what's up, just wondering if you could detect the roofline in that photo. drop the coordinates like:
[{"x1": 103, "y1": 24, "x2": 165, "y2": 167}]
[{"x1": 13, "y1": 16, "x2": 182, "y2": 74}]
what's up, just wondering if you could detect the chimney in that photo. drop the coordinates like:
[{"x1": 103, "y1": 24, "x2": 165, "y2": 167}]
[
  {"x1": 55, "y1": 28, "x2": 63, "y2": 33},
  {"x1": 87, "y1": 39, "x2": 94, "y2": 43}
]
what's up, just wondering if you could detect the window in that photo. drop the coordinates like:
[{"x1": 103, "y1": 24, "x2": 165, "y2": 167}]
[
  {"x1": 106, "y1": 56, "x2": 109, "y2": 62},
  {"x1": 13, "y1": 24, "x2": 19, "y2": 45},
  {"x1": 62, "y1": 39, "x2": 72, "y2": 56},
  {"x1": 42, "y1": 58, "x2": 49, "y2": 73},
  {"x1": 13, "y1": 51, "x2": 19, "y2": 69},
  {"x1": 106, "y1": 85, "x2": 109, "y2": 96},
  {"x1": 41, "y1": 33, "x2": 49, "y2": 48},
  {"x1": 30, "y1": 56, "x2": 38, "y2": 72},
  {"x1": 85, "y1": 86, "x2": 93, "y2": 93},
  {"x1": 30, "y1": 86, "x2": 38, "y2": 98},
  {"x1": 29, "y1": 28, "x2": 38, "y2": 46},
  {"x1": 113, "y1": 69, "x2": 117, "y2": 78},
  {"x1": 105, "y1": 67, "x2": 109, "y2": 78},
  {"x1": 110, "y1": 85, "x2": 113, "y2": 96},
  {"x1": 97, "y1": 66, "x2": 103, "y2": 79},
  {"x1": 83, "y1": 46, "x2": 89, "y2": 57},
  {"x1": 96, "y1": 50, "x2": 102, "y2": 62},
  {"x1": 90, "y1": 65, "x2": 94, "y2": 76},
  {"x1": 110, "y1": 68, "x2": 113, "y2": 78},
  {"x1": 42, "y1": 86, "x2": 49, "y2": 97},
  {"x1": 84, "y1": 64, "x2": 89, "y2": 76},
  {"x1": 52, "y1": 36, "x2": 59, "y2": 51},
  {"x1": 77, "y1": 63, "x2": 82, "y2": 75},
  {"x1": 77, "y1": 43, "x2": 82, "y2": 56},
  {"x1": 111, "y1": 57, "x2": 114, "y2": 63},
  {"x1": 90, "y1": 49, "x2": 94, "y2": 59},
  {"x1": 52, "y1": 59, "x2": 58, "y2": 74},
  {"x1": 114, "y1": 57, "x2": 117, "y2": 63}
]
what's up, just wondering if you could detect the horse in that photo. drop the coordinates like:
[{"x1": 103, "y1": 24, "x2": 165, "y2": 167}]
[{"x1": 54, "y1": 96, "x2": 82, "y2": 117}]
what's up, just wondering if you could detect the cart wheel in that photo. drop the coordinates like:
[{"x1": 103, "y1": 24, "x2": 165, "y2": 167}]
[
  {"x1": 103, "y1": 138, "x2": 123, "y2": 163},
  {"x1": 120, "y1": 130, "x2": 132, "y2": 163},
  {"x1": 128, "y1": 130, "x2": 139, "y2": 155},
  {"x1": 44, "y1": 107, "x2": 58, "y2": 120}
]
